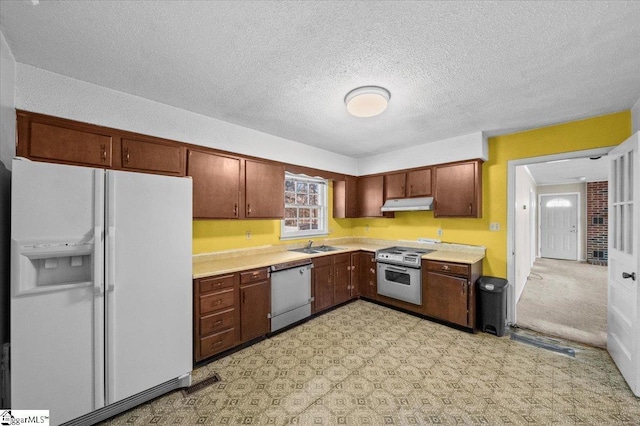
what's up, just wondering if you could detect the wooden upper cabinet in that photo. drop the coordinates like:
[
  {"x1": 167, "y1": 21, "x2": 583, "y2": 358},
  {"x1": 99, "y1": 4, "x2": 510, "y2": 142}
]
[
  {"x1": 17, "y1": 113, "x2": 113, "y2": 168},
  {"x1": 434, "y1": 160, "x2": 482, "y2": 218},
  {"x1": 383, "y1": 168, "x2": 432, "y2": 199},
  {"x1": 187, "y1": 149, "x2": 241, "y2": 219},
  {"x1": 120, "y1": 137, "x2": 185, "y2": 176},
  {"x1": 384, "y1": 172, "x2": 406, "y2": 199},
  {"x1": 245, "y1": 160, "x2": 285, "y2": 219},
  {"x1": 333, "y1": 177, "x2": 358, "y2": 218},
  {"x1": 406, "y1": 168, "x2": 432, "y2": 197},
  {"x1": 357, "y1": 175, "x2": 389, "y2": 217}
]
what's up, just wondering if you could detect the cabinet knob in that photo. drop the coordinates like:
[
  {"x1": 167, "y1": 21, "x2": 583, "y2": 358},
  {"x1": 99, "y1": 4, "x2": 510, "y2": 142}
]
[
  {"x1": 101, "y1": 144, "x2": 107, "y2": 162},
  {"x1": 124, "y1": 147, "x2": 130, "y2": 164},
  {"x1": 441, "y1": 265, "x2": 450, "y2": 271}
]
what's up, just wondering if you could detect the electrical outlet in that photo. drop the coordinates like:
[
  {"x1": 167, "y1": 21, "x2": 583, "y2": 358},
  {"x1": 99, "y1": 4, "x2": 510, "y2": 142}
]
[
  {"x1": 246, "y1": 231, "x2": 251, "y2": 240},
  {"x1": 490, "y1": 222, "x2": 500, "y2": 231},
  {"x1": 437, "y1": 228, "x2": 443, "y2": 237}
]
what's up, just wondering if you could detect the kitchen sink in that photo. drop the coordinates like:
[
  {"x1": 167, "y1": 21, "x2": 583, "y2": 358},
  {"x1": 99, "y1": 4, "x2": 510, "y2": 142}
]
[
  {"x1": 289, "y1": 248, "x2": 319, "y2": 254},
  {"x1": 312, "y1": 245, "x2": 343, "y2": 252},
  {"x1": 288, "y1": 245, "x2": 343, "y2": 254}
]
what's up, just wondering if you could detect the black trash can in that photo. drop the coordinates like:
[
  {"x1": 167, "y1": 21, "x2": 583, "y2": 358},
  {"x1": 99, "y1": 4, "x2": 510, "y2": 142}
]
[{"x1": 477, "y1": 276, "x2": 508, "y2": 337}]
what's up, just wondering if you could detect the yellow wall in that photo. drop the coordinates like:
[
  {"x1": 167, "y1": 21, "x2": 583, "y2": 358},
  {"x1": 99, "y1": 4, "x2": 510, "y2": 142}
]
[
  {"x1": 194, "y1": 111, "x2": 632, "y2": 277},
  {"x1": 349, "y1": 111, "x2": 631, "y2": 276},
  {"x1": 193, "y1": 183, "x2": 354, "y2": 253}
]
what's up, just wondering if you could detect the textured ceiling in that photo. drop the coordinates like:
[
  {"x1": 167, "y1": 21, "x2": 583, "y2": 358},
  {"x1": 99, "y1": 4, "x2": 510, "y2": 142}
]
[
  {"x1": 1, "y1": 1, "x2": 639, "y2": 158},
  {"x1": 526, "y1": 156, "x2": 609, "y2": 186}
]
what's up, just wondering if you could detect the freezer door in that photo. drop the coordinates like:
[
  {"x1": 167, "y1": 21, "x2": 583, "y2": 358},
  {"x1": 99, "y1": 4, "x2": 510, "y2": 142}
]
[
  {"x1": 10, "y1": 159, "x2": 105, "y2": 425},
  {"x1": 105, "y1": 170, "x2": 192, "y2": 404}
]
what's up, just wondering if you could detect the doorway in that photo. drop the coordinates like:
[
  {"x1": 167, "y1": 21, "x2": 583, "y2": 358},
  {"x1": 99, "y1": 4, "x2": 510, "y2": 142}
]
[{"x1": 507, "y1": 148, "x2": 611, "y2": 346}]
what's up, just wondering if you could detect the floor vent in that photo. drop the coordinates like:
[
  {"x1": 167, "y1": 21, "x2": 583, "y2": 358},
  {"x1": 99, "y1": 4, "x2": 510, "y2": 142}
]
[
  {"x1": 510, "y1": 331, "x2": 576, "y2": 357},
  {"x1": 182, "y1": 373, "x2": 221, "y2": 396}
]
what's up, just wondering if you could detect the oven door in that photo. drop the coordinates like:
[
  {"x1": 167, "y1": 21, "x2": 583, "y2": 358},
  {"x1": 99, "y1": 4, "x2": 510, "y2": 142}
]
[{"x1": 377, "y1": 262, "x2": 422, "y2": 305}]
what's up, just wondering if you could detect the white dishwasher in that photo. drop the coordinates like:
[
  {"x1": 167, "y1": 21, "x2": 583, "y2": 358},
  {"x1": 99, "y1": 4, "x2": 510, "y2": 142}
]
[{"x1": 269, "y1": 259, "x2": 313, "y2": 332}]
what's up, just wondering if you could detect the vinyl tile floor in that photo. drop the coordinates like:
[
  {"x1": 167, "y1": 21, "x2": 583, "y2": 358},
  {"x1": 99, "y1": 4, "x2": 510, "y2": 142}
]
[{"x1": 102, "y1": 300, "x2": 640, "y2": 425}]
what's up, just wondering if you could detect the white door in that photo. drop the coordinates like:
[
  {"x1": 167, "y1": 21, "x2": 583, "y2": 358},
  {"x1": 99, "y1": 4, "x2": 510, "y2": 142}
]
[
  {"x1": 105, "y1": 170, "x2": 192, "y2": 404},
  {"x1": 540, "y1": 193, "x2": 578, "y2": 260},
  {"x1": 608, "y1": 132, "x2": 639, "y2": 396},
  {"x1": 10, "y1": 159, "x2": 105, "y2": 425}
]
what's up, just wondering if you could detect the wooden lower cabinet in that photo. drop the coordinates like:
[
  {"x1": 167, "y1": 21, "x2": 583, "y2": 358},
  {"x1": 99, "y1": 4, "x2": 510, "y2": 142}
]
[
  {"x1": 240, "y1": 268, "x2": 271, "y2": 342},
  {"x1": 333, "y1": 253, "x2": 353, "y2": 305},
  {"x1": 313, "y1": 256, "x2": 334, "y2": 313},
  {"x1": 194, "y1": 267, "x2": 271, "y2": 363},
  {"x1": 193, "y1": 273, "x2": 239, "y2": 362},
  {"x1": 423, "y1": 259, "x2": 482, "y2": 329},
  {"x1": 358, "y1": 252, "x2": 377, "y2": 299},
  {"x1": 313, "y1": 253, "x2": 359, "y2": 313}
]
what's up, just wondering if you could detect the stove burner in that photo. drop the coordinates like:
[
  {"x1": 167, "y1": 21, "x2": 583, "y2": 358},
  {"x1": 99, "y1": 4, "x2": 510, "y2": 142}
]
[{"x1": 375, "y1": 246, "x2": 435, "y2": 267}]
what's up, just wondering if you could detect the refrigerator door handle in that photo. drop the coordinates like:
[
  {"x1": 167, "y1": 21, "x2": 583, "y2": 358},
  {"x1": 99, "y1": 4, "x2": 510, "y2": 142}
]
[
  {"x1": 106, "y1": 172, "x2": 116, "y2": 293},
  {"x1": 93, "y1": 226, "x2": 104, "y2": 295},
  {"x1": 107, "y1": 226, "x2": 116, "y2": 292}
]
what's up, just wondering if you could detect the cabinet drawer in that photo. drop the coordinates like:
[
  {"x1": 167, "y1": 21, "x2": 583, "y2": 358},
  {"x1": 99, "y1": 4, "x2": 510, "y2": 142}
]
[
  {"x1": 200, "y1": 328, "x2": 236, "y2": 358},
  {"x1": 200, "y1": 308, "x2": 235, "y2": 336},
  {"x1": 240, "y1": 268, "x2": 268, "y2": 284},
  {"x1": 199, "y1": 274, "x2": 235, "y2": 294},
  {"x1": 426, "y1": 261, "x2": 469, "y2": 277},
  {"x1": 199, "y1": 288, "x2": 234, "y2": 314}
]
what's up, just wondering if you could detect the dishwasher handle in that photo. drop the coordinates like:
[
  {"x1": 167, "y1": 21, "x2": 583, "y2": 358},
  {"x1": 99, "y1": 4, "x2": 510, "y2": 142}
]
[{"x1": 270, "y1": 259, "x2": 314, "y2": 272}]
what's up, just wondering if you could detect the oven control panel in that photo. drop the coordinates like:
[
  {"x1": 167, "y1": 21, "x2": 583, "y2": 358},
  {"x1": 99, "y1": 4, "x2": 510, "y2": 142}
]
[{"x1": 376, "y1": 252, "x2": 421, "y2": 266}]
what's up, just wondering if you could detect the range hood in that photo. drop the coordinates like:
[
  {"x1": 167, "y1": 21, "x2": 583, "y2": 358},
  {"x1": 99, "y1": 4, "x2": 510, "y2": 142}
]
[{"x1": 380, "y1": 196, "x2": 434, "y2": 212}]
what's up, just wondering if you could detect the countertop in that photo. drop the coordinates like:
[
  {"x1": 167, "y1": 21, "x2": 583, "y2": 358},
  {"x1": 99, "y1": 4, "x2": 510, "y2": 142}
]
[{"x1": 193, "y1": 238, "x2": 485, "y2": 279}]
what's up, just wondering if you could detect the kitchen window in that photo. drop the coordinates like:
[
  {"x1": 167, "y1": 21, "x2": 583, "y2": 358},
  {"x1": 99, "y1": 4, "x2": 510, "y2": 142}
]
[{"x1": 281, "y1": 172, "x2": 328, "y2": 239}]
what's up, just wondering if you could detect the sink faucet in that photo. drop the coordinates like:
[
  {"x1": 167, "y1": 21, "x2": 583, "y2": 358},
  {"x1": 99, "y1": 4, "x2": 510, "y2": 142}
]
[{"x1": 307, "y1": 240, "x2": 313, "y2": 249}]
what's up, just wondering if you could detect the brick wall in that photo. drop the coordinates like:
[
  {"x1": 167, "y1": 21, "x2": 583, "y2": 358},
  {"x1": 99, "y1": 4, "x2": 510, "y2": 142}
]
[{"x1": 587, "y1": 181, "x2": 608, "y2": 266}]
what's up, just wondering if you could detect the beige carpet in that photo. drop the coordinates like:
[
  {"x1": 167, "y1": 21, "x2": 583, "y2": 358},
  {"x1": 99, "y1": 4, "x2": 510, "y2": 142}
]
[{"x1": 516, "y1": 258, "x2": 608, "y2": 348}]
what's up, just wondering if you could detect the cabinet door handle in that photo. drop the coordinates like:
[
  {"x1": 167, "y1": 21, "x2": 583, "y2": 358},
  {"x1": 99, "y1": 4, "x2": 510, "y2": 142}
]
[
  {"x1": 247, "y1": 203, "x2": 252, "y2": 215},
  {"x1": 124, "y1": 147, "x2": 130, "y2": 164},
  {"x1": 215, "y1": 320, "x2": 223, "y2": 325},
  {"x1": 101, "y1": 144, "x2": 107, "y2": 162},
  {"x1": 622, "y1": 272, "x2": 636, "y2": 281},
  {"x1": 214, "y1": 340, "x2": 223, "y2": 346},
  {"x1": 469, "y1": 203, "x2": 472, "y2": 213},
  {"x1": 441, "y1": 264, "x2": 450, "y2": 271},
  {"x1": 461, "y1": 282, "x2": 466, "y2": 296},
  {"x1": 233, "y1": 203, "x2": 238, "y2": 216}
]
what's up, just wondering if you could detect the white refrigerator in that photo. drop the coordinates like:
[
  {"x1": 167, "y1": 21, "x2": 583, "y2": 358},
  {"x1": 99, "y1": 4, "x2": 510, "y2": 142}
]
[{"x1": 10, "y1": 158, "x2": 193, "y2": 425}]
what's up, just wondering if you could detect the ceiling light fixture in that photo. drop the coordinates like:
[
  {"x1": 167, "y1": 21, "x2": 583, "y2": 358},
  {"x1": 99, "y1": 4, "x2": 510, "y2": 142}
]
[{"x1": 345, "y1": 86, "x2": 390, "y2": 118}]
